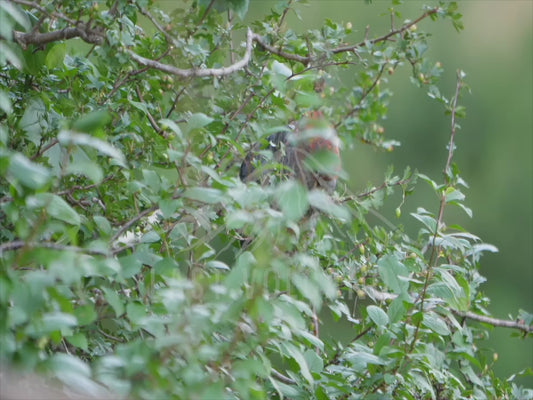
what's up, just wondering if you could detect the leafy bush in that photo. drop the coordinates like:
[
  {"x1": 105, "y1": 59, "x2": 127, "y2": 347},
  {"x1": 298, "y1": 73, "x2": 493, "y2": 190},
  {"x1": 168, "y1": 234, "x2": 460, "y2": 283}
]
[{"x1": 1, "y1": 0, "x2": 531, "y2": 399}]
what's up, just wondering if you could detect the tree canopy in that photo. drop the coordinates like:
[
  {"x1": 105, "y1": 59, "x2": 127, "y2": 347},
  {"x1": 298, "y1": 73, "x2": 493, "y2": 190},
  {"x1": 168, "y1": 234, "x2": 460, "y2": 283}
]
[{"x1": 0, "y1": 0, "x2": 531, "y2": 399}]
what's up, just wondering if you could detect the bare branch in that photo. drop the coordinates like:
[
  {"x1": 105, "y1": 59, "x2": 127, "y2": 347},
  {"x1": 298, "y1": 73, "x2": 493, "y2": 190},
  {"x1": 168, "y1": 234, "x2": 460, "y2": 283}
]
[
  {"x1": 126, "y1": 28, "x2": 257, "y2": 78},
  {"x1": 12, "y1": 26, "x2": 104, "y2": 48},
  {"x1": 452, "y1": 310, "x2": 533, "y2": 334}
]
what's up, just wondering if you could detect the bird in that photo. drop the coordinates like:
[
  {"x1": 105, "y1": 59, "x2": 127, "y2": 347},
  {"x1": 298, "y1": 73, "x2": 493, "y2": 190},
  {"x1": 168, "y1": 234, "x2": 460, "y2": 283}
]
[{"x1": 240, "y1": 110, "x2": 341, "y2": 192}]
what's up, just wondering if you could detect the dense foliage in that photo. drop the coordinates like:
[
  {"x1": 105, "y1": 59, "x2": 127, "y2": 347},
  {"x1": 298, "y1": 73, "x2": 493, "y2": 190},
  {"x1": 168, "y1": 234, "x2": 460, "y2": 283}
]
[{"x1": 1, "y1": 0, "x2": 531, "y2": 399}]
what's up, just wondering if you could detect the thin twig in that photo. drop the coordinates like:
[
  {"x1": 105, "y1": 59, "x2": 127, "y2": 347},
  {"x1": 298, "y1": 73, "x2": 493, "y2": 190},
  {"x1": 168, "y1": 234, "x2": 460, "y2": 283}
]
[
  {"x1": 253, "y1": 35, "x2": 311, "y2": 65},
  {"x1": 326, "y1": 326, "x2": 372, "y2": 367},
  {"x1": 135, "y1": 85, "x2": 166, "y2": 138},
  {"x1": 409, "y1": 71, "x2": 463, "y2": 353},
  {"x1": 190, "y1": 0, "x2": 216, "y2": 36},
  {"x1": 336, "y1": 63, "x2": 387, "y2": 129},
  {"x1": 332, "y1": 8, "x2": 438, "y2": 55},
  {"x1": 11, "y1": 0, "x2": 77, "y2": 25},
  {"x1": 30, "y1": 138, "x2": 59, "y2": 160},
  {"x1": 339, "y1": 176, "x2": 413, "y2": 203},
  {"x1": 109, "y1": 204, "x2": 160, "y2": 244},
  {"x1": 56, "y1": 174, "x2": 115, "y2": 196},
  {"x1": 271, "y1": 369, "x2": 296, "y2": 385},
  {"x1": 138, "y1": 7, "x2": 175, "y2": 45},
  {"x1": 166, "y1": 87, "x2": 187, "y2": 118},
  {"x1": 277, "y1": 0, "x2": 293, "y2": 32}
]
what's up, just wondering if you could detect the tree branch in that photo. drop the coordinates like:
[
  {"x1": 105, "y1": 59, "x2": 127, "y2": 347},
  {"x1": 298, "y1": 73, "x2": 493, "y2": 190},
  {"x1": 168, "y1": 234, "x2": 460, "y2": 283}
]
[
  {"x1": 332, "y1": 8, "x2": 438, "y2": 54},
  {"x1": 452, "y1": 310, "x2": 532, "y2": 334},
  {"x1": 135, "y1": 85, "x2": 166, "y2": 138},
  {"x1": 253, "y1": 35, "x2": 311, "y2": 65},
  {"x1": 109, "y1": 204, "x2": 160, "y2": 245},
  {"x1": 126, "y1": 28, "x2": 257, "y2": 78},
  {"x1": 12, "y1": 26, "x2": 104, "y2": 49},
  {"x1": 125, "y1": 8, "x2": 438, "y2": 79},
  {"x1": 357, "y1": 285, "x2": 533, "y2": 334}
]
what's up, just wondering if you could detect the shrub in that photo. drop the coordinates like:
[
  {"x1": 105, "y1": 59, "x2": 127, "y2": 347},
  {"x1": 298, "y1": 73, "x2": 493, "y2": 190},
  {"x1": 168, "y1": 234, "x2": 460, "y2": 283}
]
[{"x1": 1, "y1": 1, "x2": 531, "y2": 398}]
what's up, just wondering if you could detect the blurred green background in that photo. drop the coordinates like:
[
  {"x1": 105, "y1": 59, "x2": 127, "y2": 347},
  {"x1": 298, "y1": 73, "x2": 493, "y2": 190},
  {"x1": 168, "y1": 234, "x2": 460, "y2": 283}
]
[{"x1": 246, "y1": 0, "x2": 532, "y2": 385}]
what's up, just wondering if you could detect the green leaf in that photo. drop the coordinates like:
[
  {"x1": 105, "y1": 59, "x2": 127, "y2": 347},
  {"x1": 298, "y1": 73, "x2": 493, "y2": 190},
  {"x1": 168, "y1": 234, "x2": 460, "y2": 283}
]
[
  {"x1": 282, "y1": 342, "x2": 313, "y2": 384},
  {"x1": 93, "y1": 216, "x2": 112, "y2": 236},
  {"x1": 126, "y1": 301, "x2": 147, "y2": 325},
  {"x1": 275, "y1": 180, "x2": 309, "y2": 221},
  {"x1": 45, "y1": 43, "x2": 66, "y2": 69},
  {"x1": 8, "y1": 153, "x2": 50, "y2": 189},
  {"x1": 184, "y1": 187, "x2": 224, "y2": 204},
  {"x1": 18, "y1": 98, "x2": 46, "y2": 145},
  {"x1": 0, "y1": 42, "x2": 22, "y2": 70},
  {"x1": 58, "y1": 130, "x2": 125, "y2": 167},
  {"x1": 119, "y1": 254, "x2": 143, "y2": 279},
  {"x1": 292, "y1": 273, "x2": 322, "y2": 309},
  {"x1": 304, "y1": 349, "x2": 323, "y2": 373},
  {"x1": 229, "y1": 0, "x2": 249, "y2": 19},
  {"x1": 66, "y1": 333, "x2": 88, "y2": 351},
  {"x1": 49, "y1": 353, "x2": 91, "y2": 377},
  {"x1": 344, "y1": 348, "x2": 386, "y2": 372},
  {"x1": 444, "y1": 187, "x2": 465, "y2": 203},
  {"x1": 48, "y1": 354, "x2": 109, "y2": 397},
  {"x1": 378, "y1": 255, "x2": 409, "y2": 295},
  {"x1": 206, "y1": 260, "x2": 230, "y2": 270},
  {"x1": 73, "y1": 304, "x2": 97, "y2": 326},
  {"x1": 272, "y1": 60, "x2": 292, "y2": 78},
  {"x1": 422, "y1": 312, "x2": 450, "y2": 336},
  {"x1": 295, "y1": 91, "x2": 321, "y2": 108},
  {"x1": 411, "y1": 208, "x2": 437, "y2": 232},
  {"x1": 102, "y1": 287, "x2": 125, "y2": 317},
  {"x1": 72, "y1": 110, "x2": 112, "y2": 133},
  {"x1": 39, "y1": 312, "x2": 77, "y2": 333},
  {"x1": 307, "y1": 190, "x2": 349, "y2": 220},
  {"x1": 65, "y1": 159, "x2": 104, "y2": 184},
  {"x1": 185, "y1": 113, "x2": 213, "y2": 134},
  {"x1": 0, "y1": 89, "x2": 12, "y2": 114},
  {"x1": 367, "y1": 305, "x2": 389, "y2": 327},
  {"x1": 159, "y1": 118, "x2": 183, "y2": 139},
  {"x1": 159, "y1": 198, "x2": 180, "y2": 218},
  {"x1": 0, "y1": 1, "x2": 31, "y2": 31},
  {"x1": 428, "y1": 269, "x2": 468, "y2": 310},
  {"x1": 387, "y1": 296, "x2": 407, "y2": 323},
  {"x1": 27, "y1": 193, "x2": 81, "y2": 226}
]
